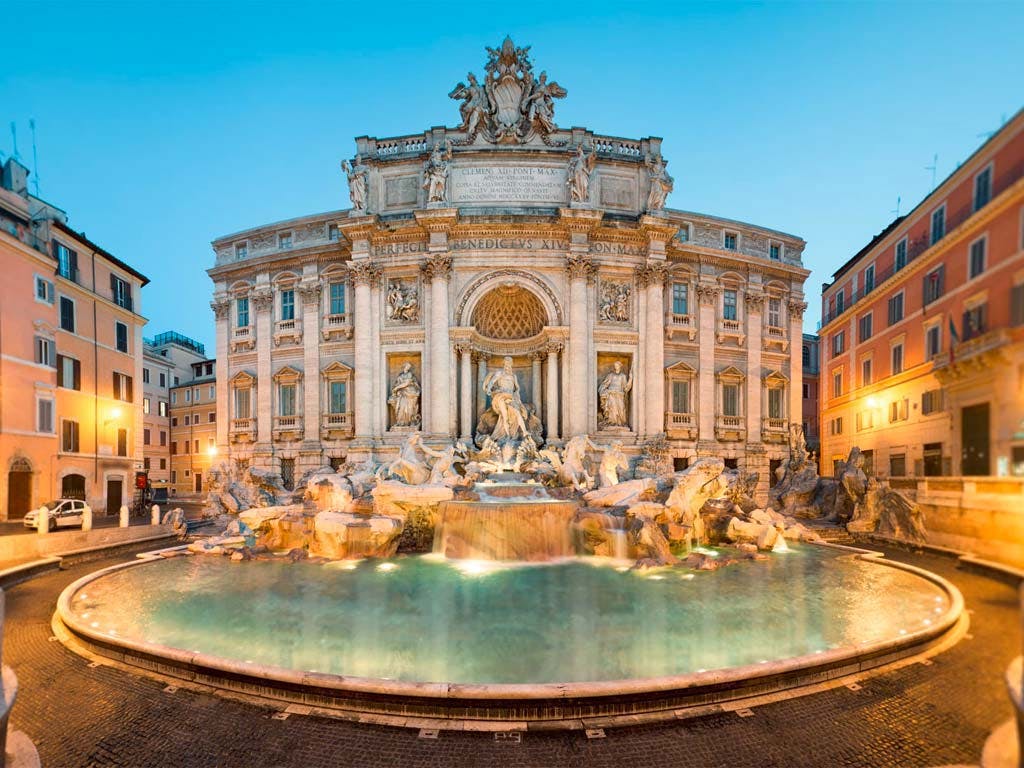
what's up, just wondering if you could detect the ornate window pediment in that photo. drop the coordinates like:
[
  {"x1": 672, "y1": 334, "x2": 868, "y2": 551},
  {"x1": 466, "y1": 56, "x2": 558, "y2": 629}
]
[
  {"x1": 322, "y1": 361, "x2": 353, "y2": 379},
  {"x1": 716, "y1": 365, "x2": 746, "y2": 383},
  {"x1": 666, "y1": 360, "x2": 696, "y2": 377},
  {"x1": 272, "y1": 365, "x2": 302, "y2": 383},
  {"x1": 763, "y1": 369, "x2": 789, "y2": 386},
  {"x1": 230, "y1": 370, "x2": 256, "y2": 388}
]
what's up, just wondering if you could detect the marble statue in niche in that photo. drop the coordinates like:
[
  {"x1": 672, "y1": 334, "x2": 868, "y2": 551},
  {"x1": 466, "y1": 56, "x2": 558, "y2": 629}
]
[
  {"x1": 386, "y1": 280, "x2": 420, "y2": 323},
  {"x1": 342, "y1": 155, "x2": 369, "y2": 213},
  {"x1": 567, "y1": 143, "x2": 597, "y2": 203},
  {"x1": 598, "y1": 361, "x2": 633, "y2": 429},
  {"x1": 599, "y1": 281, "x2": 631, "y2": 323},
  {"x1": 423, "y1": 139, "x2": 453, "y2": 204},
  {"x1": 645, "y1": 154, "x2": 674, "y2": 212},
  {"x1": 388, "y1": 363, "x2": 421, "y2": 427},
  {"x1": 482, "y1": 357, "x2": 531, "y2": 443}
]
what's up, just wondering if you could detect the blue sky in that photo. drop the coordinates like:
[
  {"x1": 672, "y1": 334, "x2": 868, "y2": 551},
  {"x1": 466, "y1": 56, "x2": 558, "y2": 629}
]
[{"x1": 3, "y1": 1, "x2": 1022, "y2": 349}]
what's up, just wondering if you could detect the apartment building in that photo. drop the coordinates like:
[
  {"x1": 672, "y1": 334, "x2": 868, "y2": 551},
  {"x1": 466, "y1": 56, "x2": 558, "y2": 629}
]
[
  {"x1": 819, "y1": 108, "x2": 1024, "y2": 478},
  {"x1": 142, "y1": 332, "x2": 207, "y2": 488},
  {"x1": 801, "y1": 333, "x2": 820, "y2": 460},
  {"x1": 0, "y1": 157, "x2": 148, "y2": 518},
  {"x1": 168, "y1": 359, "x2": 217, "y2": 496}
]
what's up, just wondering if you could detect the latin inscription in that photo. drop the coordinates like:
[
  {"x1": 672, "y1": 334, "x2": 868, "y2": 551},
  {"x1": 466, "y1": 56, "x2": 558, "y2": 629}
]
[
  {"x1": 372, "y1": 238, "x2": 568, "y2": 257},
  {"x1": 451, "y1": 166, "x2": 567, "y2": 204}
]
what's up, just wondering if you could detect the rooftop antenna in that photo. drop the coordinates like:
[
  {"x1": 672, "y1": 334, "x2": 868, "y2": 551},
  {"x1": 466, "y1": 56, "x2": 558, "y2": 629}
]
[
  {"x1": 9, "y1": 122, "x2": 20, "y2": 161},
  {"x1": 29, "y1": 119, "x2": 40, "y2": 196},
  {"x1": 977, "y1": 113, "x2": 1008, "y2": 141},
  {"x1": 925, "y1": 154, "x2": 938, "y2": 191},
  {"x1": 891, "y1": 195, "x2": 901, "y2": 218}
]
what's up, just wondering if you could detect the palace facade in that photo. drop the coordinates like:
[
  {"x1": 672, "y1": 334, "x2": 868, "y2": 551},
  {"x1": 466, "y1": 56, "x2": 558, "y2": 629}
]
[{"x1": 208, "y1": 39, "x2": 809, "y2": 495}]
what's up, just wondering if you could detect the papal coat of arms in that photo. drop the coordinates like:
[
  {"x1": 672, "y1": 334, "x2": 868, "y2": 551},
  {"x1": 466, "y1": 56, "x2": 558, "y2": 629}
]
[{"x1": 448, "y1": 37, "x2": 567, "y2": 144}]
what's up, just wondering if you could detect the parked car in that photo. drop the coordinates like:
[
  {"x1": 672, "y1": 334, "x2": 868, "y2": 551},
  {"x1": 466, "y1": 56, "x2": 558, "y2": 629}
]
[
  {"x1": 151, "y1": 487, "x2": 169, "y2": 504},
  {"x1": 23, "y1": 499, "x2": 87, "y2": 530}
]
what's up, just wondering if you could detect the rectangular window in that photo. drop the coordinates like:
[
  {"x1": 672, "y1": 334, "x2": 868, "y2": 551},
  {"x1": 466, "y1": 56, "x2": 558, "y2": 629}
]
[
  {"x1": 831, "y1": 416, "x2": 843, "y2": 436},
  {"x1": 184, "y1": 415, "x2": 190, "y2": 426},
  {"x1": 279, "y1": 232, "x2": 293, "y2": 250},
  {"x1": 209, "y1": 411, "x2": 216, "y2": 423},
  {"x1": 279, "y1": 384, "x2": 296, "y2": 416},
  {"x1": 143, "y1": 398, "x2": 151, "y2": 415},
  {"x1": 234, "y1": 388, "x2": 251, "y2": 419},
  {"x1": 330, "y1": 282, "x2": 345, "y2": 315},
  {"x1": 160, "y1": 458, "x2": 166, "y2": 470},
  {"x1": 143, "y1": 367, "x2": 150, "y2": 384},
  {"x1": 171, "y1": 417, "x2": 178, "y2": 427},
  {"x1": 969, "y1": 237, "x2": 986, "y2": 279},
  {"x1": 194, "y1": 440, "x2": 199, "y2": 454},
  {"x1": 802, "y1": 382, "x2": 809, "y2": 398},
  {"x1": 143, "y1": 428, "x2": 151, "y2": 445},
  {"x1": 209, "y1": 385, "x2": 215, "y2": 399},
  {"x1": 724, "y1": 232, "x2": 737, "y2": 251},
  {"x1": 235, "y1": 242, "x2": 247, "y2": 259},
  {"x1": 891, "y1": 343, "x2": 904, "y2": 375},
  {"x1": 170, "y1": 441, "x2": 177, "y2": 456},
  {"x1": 833, "y1": 371, "x2": 842, "y2": 398},
  {"x1": 931, "y1": 205, "x2": 946, "y2": 245},
  {"x1": 974, "y1": 166, "x2": 992, "y2": 211},
  {"x1": 34, "y1": 336, "x2": 55, "y2": 367},
  {"x1": 35, "y1": 275, "x2": 54, "y2": 303},
  {"x1": 111, "y1": 274, "x2": 132, "y2": 310},
  {"x1": 328, "y1": 223, "x2": 339, "y2": 242},
  {"x1": 723, "y1": 290, "x2": 737, "y2": 320},
  {"x1": 858, "y1": 313, "x2": 872, "y2": 342},
  {"x1": 112, "y1": 372, "x2": 133, "y2": 402},
  {"x1": 863, "y1": 264, "x2": 875, "y2": 294},
  {"x1": 236, "y1": 297, "x2": 249, "y2": 328},
  {"x1": 890, "y1": 453, "x2": 907, "y2": 477},
  {"x1": 329, "y1": 381, "x2": 347, "y2": 414},
  {"x1": 280, "y1": 290, "x2": 295, "y2": 321},
  {"x1": 963, "y1": 303, "x2": 987, "y2": 341},
  {"x1": 671, "y1": 380, "x2": 690, "y2": 413},
  {"x1": 1012, "y1": 283, "x2": 1024, "y2": 327},
  {"x1": 117, "y1": 428, "x2": 128, "y2": 457},
  {"x1": 835, "y1": 289, "x2": 845, "y2": 314},
  {"x1": 185, "y1": 389, "x2": 191, "y2": 403},
  {"x1": 672, "y1": 283, "x2": 689, "y2": 315},
  {"x1": 832, "y1": 331, "x2": 845, "y2": 356},
  {"x1": 767, "y1": 388, "x2": 783, "y2": 419},
  {"x1": 57, "y1": 354, "x2": 81, "y2": 390},
  {"x1": 802, "y1": 345, "x2": 811, "y2": 366},
  {"x1": 895, "y1": 238, "x2": 907, "y2": 271},
  {"x1": 159, "y1": 372, "x2": 166, "y2": 388},
  {"x1": 926, "y1": 325, "x2": 941, "y2": 359},
  {"x1": 59, "y1": 296, "x2": 75, "y2": 332},
  {"x1": 61, "y1": 419, "x2": 79, "y2": 452},
  {"x1": 160, "y1": 430, "x2": 167, "y2": 447},
  {"x1": 889, "y1": 398, "x2": 908, "y2": 423},
  {"x1": 767, "y1": 297, "x2": 781, "y2": 327},
  {"x1": 158, "y1": 400, "x2": 167, "y2": 417},
  {"x1": 923, "y1": 266, "x2": 945, "y2": 305},
  {"x1": 54, "y1": 242, "x2": 78, "y2": 281},
  {"x1": 888, "y1": 293, "x2": 904, "y2": 325},
  {"x1": 722, "y1": 384, "x2": 739, "y2": 416},
  {"x1": 769, "y1": 242, "x2": 781, "y2": 261},
  {"x1": 37, "y1": 397, "x2": 54, "y2": 433},
  {"x1": 861, "y1": 358, "x2": 872, "y2": 386},
  {"x1": 143, "y1": 457, "x2": 151, "y2": 470},
  {"x1": 115, "y1": 321, "x2": 128, "y2": 353},
  {"x1": 922, "y1": 389, "x2": 944, "y2": 415}
]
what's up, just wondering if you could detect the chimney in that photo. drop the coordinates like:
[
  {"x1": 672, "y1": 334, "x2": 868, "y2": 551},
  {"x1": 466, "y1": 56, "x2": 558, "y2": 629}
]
[{"x1": 1, "y1": 158, "x2": 30, "y2": 197}]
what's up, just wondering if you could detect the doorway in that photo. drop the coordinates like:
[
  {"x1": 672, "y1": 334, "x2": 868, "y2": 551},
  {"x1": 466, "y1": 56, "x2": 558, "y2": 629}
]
[
  {"x1": 961, "y1": 403, "x2": 991, "y2": 476},
  {"x1": 7, "y1": 470, "x2": 32, "y2": 519},
  {"x1": 62, "y1": 474, "x2": 86, "y2": 500},
  {"x1": 194, "y1": 472, "x2": 203, "y2": 493},
  {"x1": 106, "y1": 479, "x2": 123, "y2": 515}
]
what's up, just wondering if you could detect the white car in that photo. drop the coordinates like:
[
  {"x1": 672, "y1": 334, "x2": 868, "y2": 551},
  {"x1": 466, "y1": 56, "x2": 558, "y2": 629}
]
[{"x1": 23, "y1": 499, "x2": 87, "y2": 530}]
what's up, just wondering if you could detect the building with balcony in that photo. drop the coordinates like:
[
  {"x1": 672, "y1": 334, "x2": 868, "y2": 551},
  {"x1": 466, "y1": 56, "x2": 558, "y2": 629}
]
[
  {"x1": 207, "y1": 39, "x2": 809, "y2": 497},
  {"x1": 0, "y1": 157, "x2": 149, "y2": 519},
  {"x1": 168, "y1": 359, "x2": 217, "y2": 496},
  {"x1": 142, "y1": 332, "x2": 209, "y2": 488},
  {"x1": 819, "y1": 108, "x2": 1024, "y2": 478}
]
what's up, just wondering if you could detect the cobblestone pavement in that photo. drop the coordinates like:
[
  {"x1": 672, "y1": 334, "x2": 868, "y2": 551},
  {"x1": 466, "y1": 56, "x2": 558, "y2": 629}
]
[{"x1": 4, "y1": 545, "x2": 1017, "y2": 768}]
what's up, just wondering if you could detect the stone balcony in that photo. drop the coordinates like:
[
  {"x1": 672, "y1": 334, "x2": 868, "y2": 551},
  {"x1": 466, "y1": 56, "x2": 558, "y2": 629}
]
[
  {"x1": 273, "y1": 415, "x2": 303, "y2": 441},
  {"x1": 664, "y1": 411, "x2": 697, "y2": 440},
  {"x1": 717, "y1": 319, "x2": 745, "y2": 346},
  {"x1": 763, "y1": 325, "x2": 789, "y2": 352},
  {"x1": 321, "y1": 412, "x2": 354, "y2": 440},
  {"x1": 229, "y1": 418, "x2": 256, "y2": 443},
  {"x1": 715, "y1": 414, "x2": 746, "y2": 441},
  {"x1": 762, "y1": 417, "x2": 788, "y2": 442},
  {"x1": 933, "y1": 327, "x2": 1021, "y2": 381},
  {"x1": 231, "y1": 326, "x2": 255, "y2": 353},
  {"x1": 273, "y1": 319, "x2": 302, "y2": 347},
  {"x1": 665, "y1": 312, "x2": 696, "y2": 341},
  {"x1": 321, "y1": 313, "x2": 353, "y2": 341}
]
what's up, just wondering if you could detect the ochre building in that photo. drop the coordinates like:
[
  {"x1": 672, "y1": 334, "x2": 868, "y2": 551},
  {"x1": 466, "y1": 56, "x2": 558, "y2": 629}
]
[
  {"x1": 208, "y1": 39, "x2": 809, "y2": 495},
  {"x1": 819, "y1": 108, "x2": 1024, "y2": 478}
]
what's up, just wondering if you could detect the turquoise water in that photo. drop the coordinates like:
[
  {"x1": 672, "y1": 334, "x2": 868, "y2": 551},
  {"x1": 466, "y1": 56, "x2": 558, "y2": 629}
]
[{"x1": 68, "y1": 546, "x2": 949, "y2": 684}]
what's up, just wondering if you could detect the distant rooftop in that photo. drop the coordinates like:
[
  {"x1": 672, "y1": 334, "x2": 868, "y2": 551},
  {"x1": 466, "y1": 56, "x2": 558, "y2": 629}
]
[{"x1": 146, "y1": 331, "x2": 206, "y2": 357}]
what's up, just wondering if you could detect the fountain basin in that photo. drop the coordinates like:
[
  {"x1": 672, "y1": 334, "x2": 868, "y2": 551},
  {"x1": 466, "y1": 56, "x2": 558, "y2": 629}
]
[{"x1": 55, "y1": 544, "x2": 963, "y2": 727}]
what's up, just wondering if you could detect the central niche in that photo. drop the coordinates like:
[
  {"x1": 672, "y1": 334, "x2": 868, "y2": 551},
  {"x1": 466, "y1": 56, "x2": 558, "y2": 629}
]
[{"x1": 472, "y1": 284, "x2": 546, "y2": 339}]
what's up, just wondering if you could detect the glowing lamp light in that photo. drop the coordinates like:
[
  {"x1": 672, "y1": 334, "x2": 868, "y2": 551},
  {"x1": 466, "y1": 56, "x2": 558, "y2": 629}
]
[
  {"x1": 866, "y1": 397, "x2": 879, "y2": 409},
  {"x1": 109, "y1": 407, "x2": 123, "y2": 420},
  {"x1": 207, "y1": 445, "x2": 218, "y2": 457}
]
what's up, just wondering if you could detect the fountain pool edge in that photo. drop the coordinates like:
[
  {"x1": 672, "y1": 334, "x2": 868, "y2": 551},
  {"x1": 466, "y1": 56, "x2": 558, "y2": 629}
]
[{"x1": 52, "y1": 543, "x2": 966, "y2": 727}]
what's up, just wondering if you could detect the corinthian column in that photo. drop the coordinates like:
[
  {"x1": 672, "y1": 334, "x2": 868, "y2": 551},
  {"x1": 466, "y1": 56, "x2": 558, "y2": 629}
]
[
  {"x1": 788, "y1": 299, "x2": 807, "y2": 429},
  {"x1": 299, "y1": 281, "x2": 322, "y2": 444},
  {"x1": 423, "y1": 254, "x2": 453, "y2": 437},
  {"x1": 210, "y1": 297, "x2": 231, "y2": 452},
  {"x1": 349, "y1": 260, "x2": 378, "y2": 442},
  {"x1": 251, "y1": 287, "x2": 274, "y2": 445},
  {"x1": 566, "y1": 255, "x2": 594, "y2": 436},
  {"x1": 545, "y1": 341, "x2": 561, "y2": 442},
  {"x1": 458, "y1": 344, "x2": 473, "y2": 441},
  {"x1": 696, "y1": 283, "x2": 719, "y2": 444},
  {"x1": 745, "y1": 291, "x2": 765, "y2": 444},
  {"x1": 642, "y1": 262, "x2": 668, "y2": 437}
]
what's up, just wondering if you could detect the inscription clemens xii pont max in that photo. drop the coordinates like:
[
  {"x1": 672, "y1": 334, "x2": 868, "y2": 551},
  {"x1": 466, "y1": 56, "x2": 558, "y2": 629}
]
[{"x1": 450, "y1": 166, "x2": 566, "y2": 204}]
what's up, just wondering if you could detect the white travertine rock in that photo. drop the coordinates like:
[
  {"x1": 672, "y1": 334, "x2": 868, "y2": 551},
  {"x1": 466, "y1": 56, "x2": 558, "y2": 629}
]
[{"x1": 584, "y1": 478, "x2": 654, "y2": 508}]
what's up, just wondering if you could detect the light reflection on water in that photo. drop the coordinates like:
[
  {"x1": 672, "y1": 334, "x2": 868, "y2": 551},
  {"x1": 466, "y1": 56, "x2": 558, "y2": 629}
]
[{"x1": 70, "y1": 545, "x2": 948, "y2": 685}]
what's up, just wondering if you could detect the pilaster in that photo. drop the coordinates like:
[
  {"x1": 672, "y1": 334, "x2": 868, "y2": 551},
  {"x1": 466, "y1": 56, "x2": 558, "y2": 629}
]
[
  {"x1": 695, "y1": 283, "x2": 719, "y2": 442},
  {"x1": 252, "y1": 285, "x2": 274, "y2": 447},
  {"x1": 788, "y1": 299, "x2": 807, "y2": 429},
  {"x1": 745, "y1": 291, "x2": 765, "y2": 444},
  {"x1": 211, "y1": 297, "x2": 231, "y2": 452},
  {"x1": 299, "y1": 279, "x2": 322, "y2": 447}
]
